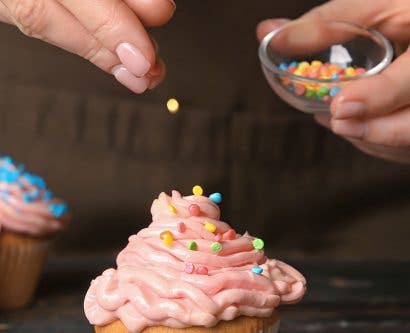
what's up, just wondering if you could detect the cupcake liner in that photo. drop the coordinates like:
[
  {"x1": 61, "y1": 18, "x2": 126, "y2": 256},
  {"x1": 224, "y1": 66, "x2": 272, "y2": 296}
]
[
  {"x1": 95, "y1": 314, "x2": 280, "y2": 333},
  {"x1": 0, "y1": 232, "x2": 50, "y2": 310}
]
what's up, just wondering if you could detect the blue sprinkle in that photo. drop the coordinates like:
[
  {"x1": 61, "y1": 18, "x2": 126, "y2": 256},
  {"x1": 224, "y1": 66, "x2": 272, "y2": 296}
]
[
  {"x1": 278, "y1": 63, "x2": 288, "y2": 71},
  {"x1": 331, "y1": 73, "x2": 340, "y2": 80},
  {"x1": 209, "y1": 192, "x2": 222, "y2": 204},
  {"x1": 2, "y1": 170, "x2": 19, "y2": 183},
  {"x1": 2, "y1": 156, "x2": 13, "y2": 165},
  {"x1": 31, "y1": 189, "x2": 40, "y2": 200},
  {"x1": 23, "y1": 192, "x2": 33, "y2": 203},
  {"x1": 329, "y1": 86, "x2": 341, "y2": 97},
  {"x1": 289, "y1": 61, "x2": 299, "y2": 68},
  {"x1": 43, "y1": 191, "x2": 53, "y2": 201},
  {"x1": 252, "y1": 266, "x2": 263, "y2": 275},
  {"x1": 24, "y1": 173, "x2": 46, "y2": 189},
  {"x1": 49, "y1": 203, "x2": 68, "y2": 218},
  {"x1": 288, "y1": 85, "x2": 295, "y2": 93}
]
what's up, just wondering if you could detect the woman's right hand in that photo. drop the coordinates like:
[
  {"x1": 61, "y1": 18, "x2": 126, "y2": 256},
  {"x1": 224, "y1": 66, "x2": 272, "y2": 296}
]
[{"x1": 0, "y1": 0, "x2": 176, "y2": 94}]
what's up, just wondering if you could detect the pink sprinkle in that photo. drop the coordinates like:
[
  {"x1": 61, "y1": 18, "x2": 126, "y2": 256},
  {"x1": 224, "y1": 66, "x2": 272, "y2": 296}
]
[
  {"x1": 196, "y1": 265, "x2": 208, "y2": 275},
  {"x1": 177, "y1": 222, "x2": 186, "y2": 233},
  {"x1": 224, "y1": 229, "x2": 236, "y2": 240},
  {"x1": 185, "y1": 263, "x2": 194, "y2": 274},
  {"x1": 214, "y1": 233, "x2": 222, "y2": 242},
  {"x1": 189, "y1": 204, "x2": 200, "y2": 217}
]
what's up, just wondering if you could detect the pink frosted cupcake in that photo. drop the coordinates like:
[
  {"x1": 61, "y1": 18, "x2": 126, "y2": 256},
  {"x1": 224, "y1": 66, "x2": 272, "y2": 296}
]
[
  {"x1": 0, "y1": 156, "x2": 68, "y2": 309},
  {"x1": 84, "y1": 187, "x2": 306, "y2": 333}
]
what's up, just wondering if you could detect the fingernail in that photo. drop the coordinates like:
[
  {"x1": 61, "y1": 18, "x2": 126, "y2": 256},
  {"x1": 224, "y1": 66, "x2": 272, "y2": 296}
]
[
  {"x1": 334, "y1": 101, "x2": 366, "y2": 119},
  {"x1": 167, "y1": 0, "x2": 176, "y2": 8},
  {"x1": 116, "y1": 43, "x2": 151, "y2": 77},
  {"x1": 112, "y1": 65, "x2": 149, "y2": 94},
  {"x1": 332, "y1": 119, "x2": 366, "y2": 138}
]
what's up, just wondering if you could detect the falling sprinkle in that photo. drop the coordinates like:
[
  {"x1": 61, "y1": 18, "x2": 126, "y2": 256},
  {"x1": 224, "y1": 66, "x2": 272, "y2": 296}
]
[{"x1": 167, "y1": 98, "x2": 180, "y2": 114}]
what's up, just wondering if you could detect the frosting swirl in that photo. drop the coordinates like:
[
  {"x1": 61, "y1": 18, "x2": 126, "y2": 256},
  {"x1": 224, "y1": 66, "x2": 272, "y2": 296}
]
[
  {"x1": 84, "y1": 190, "x2": 306, "y2": 332},
  {"x1": 0, "y1": 156, "x2": 68, "y2": 236}
]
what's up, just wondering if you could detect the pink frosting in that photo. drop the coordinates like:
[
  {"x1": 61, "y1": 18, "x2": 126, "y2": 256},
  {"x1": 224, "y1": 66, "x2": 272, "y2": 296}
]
[
  {"x1": 84, "y1": 190, "x2": 306, "y2": 332},
  {"x1": 0, "y1": 158, "x2": 68, "y2": 236}
]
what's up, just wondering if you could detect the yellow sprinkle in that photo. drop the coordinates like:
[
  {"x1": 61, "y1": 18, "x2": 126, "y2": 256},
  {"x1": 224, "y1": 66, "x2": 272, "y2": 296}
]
[
  {"x1": 345, "y1": 67, "x2": 356, "y2": 77},
  {"x1": 205, "y1": 222, "x2": 217, "y2": 233},
  {"x1": 163, "y1": 234, "x2": 174, "y2": 247},
  {"x1": 168, "y1": 204, "x2": 177, "y2": 214},
  {"x1": 311, "y1": 60, "x2": 323, "y2": 68},
  {"x1": 298, "y1": 61, "x2": 310, "y2": 70},
  {"x1": 167, "y1": 98, "x2": 180, "y2": 114},
  {"x1": 192, "y1": 185, "x2": 203, "y2": 196}
]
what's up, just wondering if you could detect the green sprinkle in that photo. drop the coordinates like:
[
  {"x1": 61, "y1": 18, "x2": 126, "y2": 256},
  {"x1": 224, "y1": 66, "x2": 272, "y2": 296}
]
[
  {"x1": 252, "y1": 238, "x2": 264, "y2": 250},
  {"x1": 187, "y1": 241, "x2": 198, "y2": 251},
  {"x1": 211, "y1": 242, "x2": 222, "y2": 253},
  {"x1": 305, "y1": 89, "x2": 316, "y2": 99},
  {"x1": 317, "y1": 86, "x2": 329, "y2": 98}
]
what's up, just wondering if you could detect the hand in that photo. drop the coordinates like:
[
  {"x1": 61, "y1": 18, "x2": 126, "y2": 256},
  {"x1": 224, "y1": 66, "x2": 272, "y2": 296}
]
[
  {"x1": 0, "y1": 0, "x2": 176, "y2": 94},
  {"x1": 257, "y1": 0, "x2": 410, "y2": 164}
]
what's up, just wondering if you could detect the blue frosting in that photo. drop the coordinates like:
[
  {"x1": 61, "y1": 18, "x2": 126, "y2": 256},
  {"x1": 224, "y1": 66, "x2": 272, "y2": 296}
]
[{"x1": 0, "y1": 155, "x2": 68, "y2": 216}]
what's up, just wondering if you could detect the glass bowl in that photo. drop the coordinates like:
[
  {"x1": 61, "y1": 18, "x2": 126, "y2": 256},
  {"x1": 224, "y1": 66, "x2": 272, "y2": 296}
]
[{"x1": 258, "y1": 20, "x2": 393, "y2": 114}]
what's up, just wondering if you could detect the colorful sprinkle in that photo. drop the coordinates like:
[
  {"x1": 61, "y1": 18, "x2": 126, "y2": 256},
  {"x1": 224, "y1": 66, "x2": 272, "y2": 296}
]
[
  {"x1": 252, "y1": 238, "x2": 265, "y2": 250},
  {"x1": 187, "y1": 240, "x2": 198, "y2": 251},
  {"x1": 192, "y1": 185, "x2": 203, "y2": 196},
  {"x1": 167, "y1": 204, "x2": 177, "y2": 214},
  {"x1": 209, "y1": 192, "x2": 222, "y2": 204},
  {"x1": 185, "y1": 262, "x2": 194, "y2": 274},
  {"x1": 224, "y1": 229, "x2": 236, "y2": 240},
  {"x1": 196, "y1": 265, "x2": 208, "y2": 275},
  {"x1": 204, "y1": 222, "x2": 216, "y2": 233},
  {"x1": 162, "y1": 234, "x2": 174, "y2": 247},
  {"x1": 211, "y1": 242, "x2": 222, "y2": 253},
  {"x1": 49, "y1": 203, "x2": 67, "y2": 218},
  {"x1": 189, "y1": 204, "x2": 200, "y2": 216},
  {"x1": 160, "y1": 230, "x2": 173, "y2": 240},
  {"x1": 252, "y1": 266, "x2": 263, "y2": 275},
  {"x1": 177, "y1": 222, "x2": 186, "y2": 233}
]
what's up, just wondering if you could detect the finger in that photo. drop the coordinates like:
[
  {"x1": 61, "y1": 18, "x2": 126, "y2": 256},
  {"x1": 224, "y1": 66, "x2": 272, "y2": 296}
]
[
  {"x1": 256, "y1": 18, "x2": 290, "y2": 41},
  {"x1": 331, "y1": 106, "x2": 410, "y2": 147},
  {"x1": 1, "y1": 0, "x2": 118, "y2": 71},
  {"x1": 0, "y1": 2, "x2": 13, "y2": 24},
  {"x1": 59, "y1": 0, "x2": 156, "y2": 77},
  {"x1": 331, "y1": 51, "x2": 410, "y2": 119},
  {"x1": 124, "y1": 0, "x2": 175, "y2": 27},
  {"x1": 148, "y1": 57, "x2": 165, "y2": 89}
]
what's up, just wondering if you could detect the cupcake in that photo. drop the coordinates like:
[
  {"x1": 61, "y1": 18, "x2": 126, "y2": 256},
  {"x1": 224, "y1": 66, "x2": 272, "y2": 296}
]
[
  {"x1": 0, "y1": 156, "x2": 68, "y2": 309},
  {"x1": 85, "y1": 187, "x2": 306, "y2": 333}
]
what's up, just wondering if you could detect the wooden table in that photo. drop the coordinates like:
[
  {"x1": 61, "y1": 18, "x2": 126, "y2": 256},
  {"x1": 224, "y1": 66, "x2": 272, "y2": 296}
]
[{"x1": 1, "y1": 257, "x2": 410, "y2": 332}]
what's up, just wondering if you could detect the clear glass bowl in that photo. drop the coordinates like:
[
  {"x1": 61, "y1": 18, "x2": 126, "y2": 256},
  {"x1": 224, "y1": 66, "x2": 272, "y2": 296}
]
[{"x1": 258, "y1": 21, "x2": 393, "y2": 114}]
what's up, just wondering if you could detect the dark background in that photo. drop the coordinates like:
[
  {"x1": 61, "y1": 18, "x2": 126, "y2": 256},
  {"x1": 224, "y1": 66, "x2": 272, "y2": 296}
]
[{"x1": 1, "y1": 0, "x2": 410, "y2": 260}]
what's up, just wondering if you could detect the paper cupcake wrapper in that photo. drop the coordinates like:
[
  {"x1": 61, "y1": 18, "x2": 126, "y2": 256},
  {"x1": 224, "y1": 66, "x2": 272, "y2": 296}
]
[
  {"x1": 95, "y1": 315, "x2": 280, "y2": 333},
  {"x1": 0, "y1": 232, "x2": 50, "y2": 310}
]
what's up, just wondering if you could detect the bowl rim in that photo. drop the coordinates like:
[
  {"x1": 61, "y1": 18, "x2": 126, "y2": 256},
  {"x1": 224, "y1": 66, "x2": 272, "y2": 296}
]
[{"x1": 258, "y1": 20, "x2": 394, "y2": 84}]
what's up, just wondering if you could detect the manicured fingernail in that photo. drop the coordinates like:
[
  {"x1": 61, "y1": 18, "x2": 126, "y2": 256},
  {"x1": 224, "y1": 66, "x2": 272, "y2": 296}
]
[
  {"x1": 116, "y1": 43, "x2": 151, "y2": 77},
  {"x1": 112, "y1": 65, "x2": 149, "y2": 94},
  {"x1": 334, "y1": 101, "x2": 366, "y2": 119},
  {"x1": 332, "y1": 119, "x2": 366, "y2": 138}
]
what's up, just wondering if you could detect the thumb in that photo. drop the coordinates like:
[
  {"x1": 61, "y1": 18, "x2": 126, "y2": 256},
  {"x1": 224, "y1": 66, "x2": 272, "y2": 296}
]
[{"x1": 256, "y1": 19, "x2": 290, "y2": 41}]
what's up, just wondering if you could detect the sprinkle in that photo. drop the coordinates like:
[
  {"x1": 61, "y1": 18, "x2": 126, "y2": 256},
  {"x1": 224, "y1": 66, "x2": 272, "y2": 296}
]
[
  {"x1": 43, "y1": 190, "x2": 53, "y2": 201},
  {"x1": 204, "y1": 222, "x2": 216, "y2": 233},
  {"x1": 177, "y1": 222, "x2": 186, "y2": 233},
  {"x1": 252, "y1": 238, "x2": 265, "y2": 250},
  {"x1": 329, "y1": 86, "x2": 341, "y2": 97},
  {"x1": 3, "y1": 156, "x2": 13, "y2": 165},
  {"x1": 24, "y1": 173, "x2": 46, "y2": 189},
  {"x1": 252, "y1": 266, "x2": 263, "y2": 275},
  {"x1": 160, "y1": 230, "x2": 173, "y2": 240},
  {"x1": 224, "y1": 229, "x2": 236, "y2": 240},
  {"x1": 185, "y1": 263, "x2": 194, "y2": 274},
  {"x1": 189, "y1": 204, "x2": 200, "y2": 216},
  {"x1": 162, "y1": 234, "x2": 174, "y2": 247},
  {"x1": 345, "y1": 67, "x2": 356, "y2": 77},
  {"x1": 211, "y1": 242, "x2": 222, "y2": 253},
  {"x1": 196, "y1": 265, "x2": 208, "y2": 275},
  {"x1": 167, "y1": 98, "x2": 180, "y2": 114},
  {"x1": 23, "y1": 192, "x2": 32, "y2": 203},
  {"x1": 49, "y1": 203, "x2": 68, "y2": 218},
  {"x1": 167, "y1": 204, "x2": 177, "y2": 214},
  {"x1": 214, "y1": 233, "x2": 223, "y2": 242},
  {"x1": 209, "y1": 193, "x2": 222, "y2": 204},
  {"x1": 278, "y1": 63, "x2": 288, "y2": 71},
  {"x1": 192, "y1": 185, "x2": 203, "y2": 196},
  {"x1": 187, "y1": 241, "x2": 198, "y2": 251}
]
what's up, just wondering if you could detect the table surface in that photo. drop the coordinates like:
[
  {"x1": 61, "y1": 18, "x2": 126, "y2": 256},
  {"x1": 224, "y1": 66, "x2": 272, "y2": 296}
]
[{"x1": 1, "y1": 257, "x2": 410, "y2": 333}]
